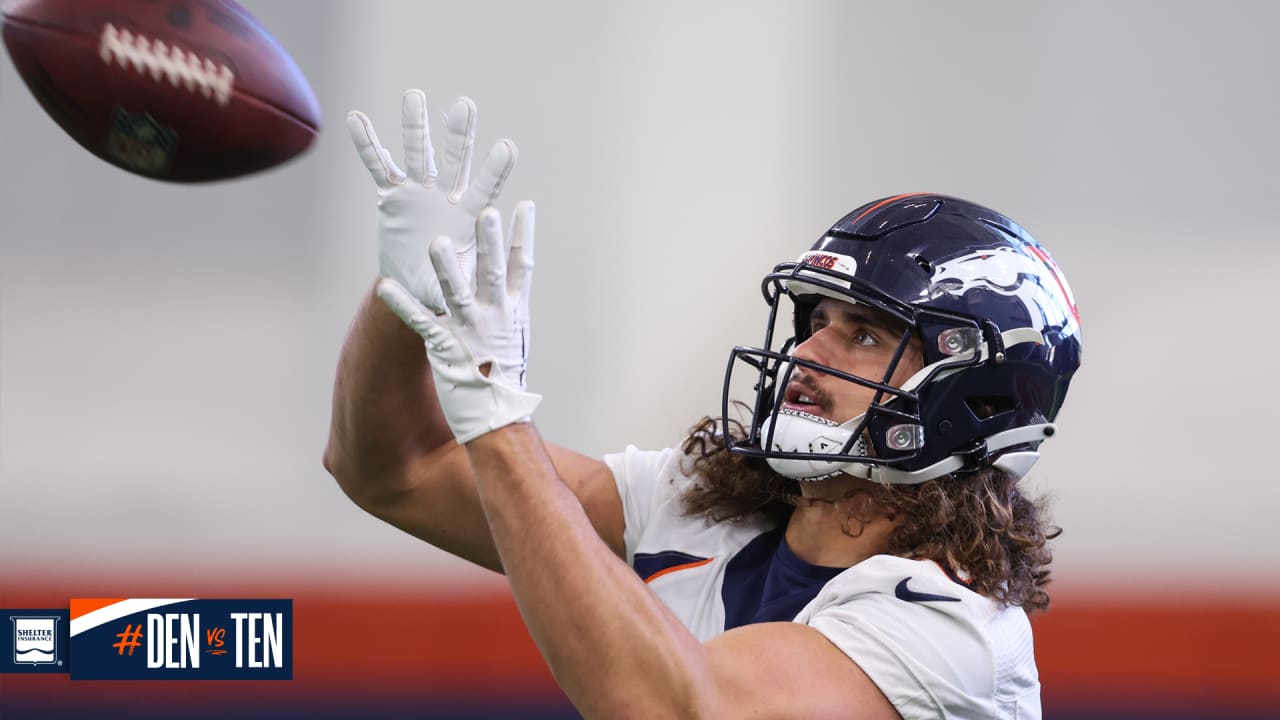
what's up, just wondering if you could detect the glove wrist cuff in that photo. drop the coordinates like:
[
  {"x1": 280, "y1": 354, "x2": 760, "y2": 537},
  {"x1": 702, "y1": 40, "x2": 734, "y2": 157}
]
[{"x1": 447, "y1": 382, "x2": 543, "y2": 445}]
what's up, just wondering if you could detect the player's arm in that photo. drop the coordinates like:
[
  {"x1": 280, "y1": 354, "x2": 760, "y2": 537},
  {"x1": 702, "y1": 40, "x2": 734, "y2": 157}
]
[
  {"x1": 323, "y1": 90, "x2": 623, "y2": 571},
  {"x1": 397, "y1": 210, "x2": 900, "y2": 718},
  {"x1": 323, "y1": 284, "x2": 622, "y2": 572},
  {"x1": 469, "y1": 424, "x2": 900, "y2": 719}
]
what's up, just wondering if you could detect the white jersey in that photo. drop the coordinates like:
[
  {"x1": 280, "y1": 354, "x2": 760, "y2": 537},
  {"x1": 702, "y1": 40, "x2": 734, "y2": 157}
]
[{"x1": 604, "y1": 445, "x2": 1042, "y2": 720}]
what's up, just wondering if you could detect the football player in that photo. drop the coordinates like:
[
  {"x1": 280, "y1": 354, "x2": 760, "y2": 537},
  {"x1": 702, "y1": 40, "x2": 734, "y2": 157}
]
[{"x1": 328, "y1": 90, "x2": 1081, "y2": 719}]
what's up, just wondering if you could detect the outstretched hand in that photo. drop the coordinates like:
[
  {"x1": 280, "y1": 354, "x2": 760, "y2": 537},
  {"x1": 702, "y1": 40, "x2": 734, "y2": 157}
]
[
  {"x1": 377, "y1": 203, "x2": 539, "y2": 444},
  {"x1": 348, "y1": 89, "x2": 516, "y2": 314}
]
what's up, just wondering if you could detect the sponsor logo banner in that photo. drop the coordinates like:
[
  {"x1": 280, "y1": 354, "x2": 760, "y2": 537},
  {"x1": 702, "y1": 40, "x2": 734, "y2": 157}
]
[{"x1": 2, "y1": 609, "x2": 69, "y2": 673}]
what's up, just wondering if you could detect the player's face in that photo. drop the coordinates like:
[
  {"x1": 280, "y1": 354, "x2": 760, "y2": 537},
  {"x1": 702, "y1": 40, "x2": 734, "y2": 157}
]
[{"x1": 780, "y1": 298, "x2": 924, "y2": 424}]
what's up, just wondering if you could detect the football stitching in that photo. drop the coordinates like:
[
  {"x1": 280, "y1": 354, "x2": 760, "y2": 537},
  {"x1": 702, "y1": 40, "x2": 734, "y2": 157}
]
[{"x1": 98, "y1": 23, "x2": 235, "y2": 107}]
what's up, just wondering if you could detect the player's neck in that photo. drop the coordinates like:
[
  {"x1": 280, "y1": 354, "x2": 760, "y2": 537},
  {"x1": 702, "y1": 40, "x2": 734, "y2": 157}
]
[{"x1": 784, "y1": 475, "x2": 897, "y2": 568}]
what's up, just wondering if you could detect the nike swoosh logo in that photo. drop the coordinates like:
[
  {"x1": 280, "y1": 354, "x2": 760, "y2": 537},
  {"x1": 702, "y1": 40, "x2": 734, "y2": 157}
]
[{"x1": 895, "y1": 577, "x2": 961, "y2": 603}]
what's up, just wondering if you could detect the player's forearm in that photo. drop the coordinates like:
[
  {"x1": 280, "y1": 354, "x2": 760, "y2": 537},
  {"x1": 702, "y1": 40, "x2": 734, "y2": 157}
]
[
  {"x1": 324, "y1": 281, "x2": 457, "y2": 494},
  {"x1": 468, "y1": 425, "x2": 717, "y2": 719}
]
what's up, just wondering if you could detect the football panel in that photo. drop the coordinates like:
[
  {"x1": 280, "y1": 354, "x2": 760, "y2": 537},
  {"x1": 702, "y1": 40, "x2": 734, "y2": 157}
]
[
  {"x1": 3, "y1": 15, "x2": 317, "y2": 181},
  {"x1": 4, "y1": 0, "x2": 320, "y2": 131}
]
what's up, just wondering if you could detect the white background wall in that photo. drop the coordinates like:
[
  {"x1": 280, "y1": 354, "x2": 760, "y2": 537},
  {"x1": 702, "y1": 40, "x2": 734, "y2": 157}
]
[{"x1": 2, "y1": 0, "x2": 1277, "y2": 594}]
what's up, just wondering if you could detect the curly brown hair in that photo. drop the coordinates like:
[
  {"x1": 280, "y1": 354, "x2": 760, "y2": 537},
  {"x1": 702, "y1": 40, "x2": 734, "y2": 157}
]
[{"x1": 679, "y1": 416, "x2": 1061, "y2": 612}]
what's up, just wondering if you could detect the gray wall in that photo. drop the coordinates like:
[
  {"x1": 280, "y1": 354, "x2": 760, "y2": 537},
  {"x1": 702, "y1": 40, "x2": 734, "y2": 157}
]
[{"x1": 2, "y1": 1, "x2": 1277, "y2": 593}]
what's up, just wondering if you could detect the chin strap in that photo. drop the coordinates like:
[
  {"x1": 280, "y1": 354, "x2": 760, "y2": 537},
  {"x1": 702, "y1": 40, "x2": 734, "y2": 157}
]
[
  {"x1": 764, "y1": 410, "x2": 867, "y2": 481},
  {"x1": 847, "y1": 423, "x2": 1057, "y2": 485},
  {"x1": 767, "y1": 420, "x2": 1055, "y2": 484}
]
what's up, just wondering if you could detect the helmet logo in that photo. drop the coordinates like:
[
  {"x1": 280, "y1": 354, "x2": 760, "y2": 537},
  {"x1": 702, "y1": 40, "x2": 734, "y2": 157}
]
[
  {"x1": 1024, "y1": 244, "x2": 1081, "y2": 327},
  {"x1": 930, "y1": 247, "x2": 1079, "y2": 335},
  {"x1": 798, "y1": 251, "x2": 857, "y2": 275}
]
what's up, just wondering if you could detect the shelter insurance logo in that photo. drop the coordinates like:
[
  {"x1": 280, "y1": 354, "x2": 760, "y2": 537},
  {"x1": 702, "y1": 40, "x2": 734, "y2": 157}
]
[
  {"x1": 70, "y1": 598, "x2": 292, "y2": 680},
  {"x1": 2, "y1": 610, "x2": 70, "y2": 673}
]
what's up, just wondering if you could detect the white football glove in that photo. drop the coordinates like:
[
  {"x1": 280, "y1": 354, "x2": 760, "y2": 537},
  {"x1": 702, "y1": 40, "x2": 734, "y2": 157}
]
[
  {"x1": 377, "y1": 203, "x2": 539, "y2": 444},
  {"x1": 348, "y1": 89, "x2": 516, "y2": 314}
]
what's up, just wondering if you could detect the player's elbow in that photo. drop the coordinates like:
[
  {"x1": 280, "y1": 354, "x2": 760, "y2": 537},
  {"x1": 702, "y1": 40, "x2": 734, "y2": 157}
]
[
  {"x1": 320, "y1": 437, "x2": 356, "y2": 484},
  {"x1": 322, "y1": 443, "x2": 364, "y2": 504},
  {"x1": 321, "y1": 439, "x2": 413, "y2": 509},
  {"x1": 321, "y1": 436, "x2": 353, "y2": 490}
]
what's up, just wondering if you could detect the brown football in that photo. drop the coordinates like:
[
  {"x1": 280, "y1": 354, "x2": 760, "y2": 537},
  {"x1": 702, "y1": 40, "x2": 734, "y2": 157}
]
[{"x1": 2, "y1": 0, "x2": 321, "y2": 182}]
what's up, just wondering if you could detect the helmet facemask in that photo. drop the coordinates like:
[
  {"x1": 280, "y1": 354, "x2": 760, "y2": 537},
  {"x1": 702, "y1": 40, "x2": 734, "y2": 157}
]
[{"x1": 723, "y1": 255, "x2": 997, "y2": 485}]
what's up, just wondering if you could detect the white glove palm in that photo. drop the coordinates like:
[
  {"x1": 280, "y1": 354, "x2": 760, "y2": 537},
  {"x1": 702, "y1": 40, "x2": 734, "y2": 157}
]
[
  {"x1": 377, "y1": 203, "x2": 539, "y2": 443},
  {"x1": 348, "y1": 90, "x2": 516, "y2": 314}
]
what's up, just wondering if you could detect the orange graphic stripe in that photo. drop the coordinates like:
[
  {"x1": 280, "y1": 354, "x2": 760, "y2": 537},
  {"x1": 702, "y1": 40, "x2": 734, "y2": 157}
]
[
  {"x1": 70, "y1": 597, "x2": 127, "y2": 620},
  {"x1": 3, "y1": 579, "x2": 1279, "y2": 711},
  {"x1": 853, "y1": 192, "x2": 931, "y2": 223},
  {"x1": 644, "y1": 557, "x2": 713, "y2": 583}
]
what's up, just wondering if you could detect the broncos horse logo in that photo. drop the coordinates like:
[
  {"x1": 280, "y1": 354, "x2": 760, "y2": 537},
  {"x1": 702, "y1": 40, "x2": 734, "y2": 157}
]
[{"x1": 929, "y1": 245, "x2": 1080, "y2": 335}]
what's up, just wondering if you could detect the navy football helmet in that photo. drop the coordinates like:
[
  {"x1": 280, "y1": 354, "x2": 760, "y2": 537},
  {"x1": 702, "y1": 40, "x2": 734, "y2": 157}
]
[{"x1": 723, "y1": 193, "x2": 1081, "y2": 484}]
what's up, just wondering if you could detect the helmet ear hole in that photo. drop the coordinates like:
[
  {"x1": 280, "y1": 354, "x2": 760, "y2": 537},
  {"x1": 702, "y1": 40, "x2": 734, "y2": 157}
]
[
  {"x1": 910, "y1": 253, "x2": 933, "y2": 274},
  {"x1": 965, "y1": 395, "x2": 1016, "y2": 420}
]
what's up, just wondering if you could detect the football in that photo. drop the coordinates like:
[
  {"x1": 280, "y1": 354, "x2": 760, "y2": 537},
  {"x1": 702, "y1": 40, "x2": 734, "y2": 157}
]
[{"x1": 2, "y1": 0, "x2": 321, "y2": 182}]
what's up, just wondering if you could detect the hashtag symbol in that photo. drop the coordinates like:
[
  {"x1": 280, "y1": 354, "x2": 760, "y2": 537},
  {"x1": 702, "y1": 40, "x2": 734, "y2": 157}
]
[{"x1": 112, "y1": 624, "x2": 144, "y2": 656}]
